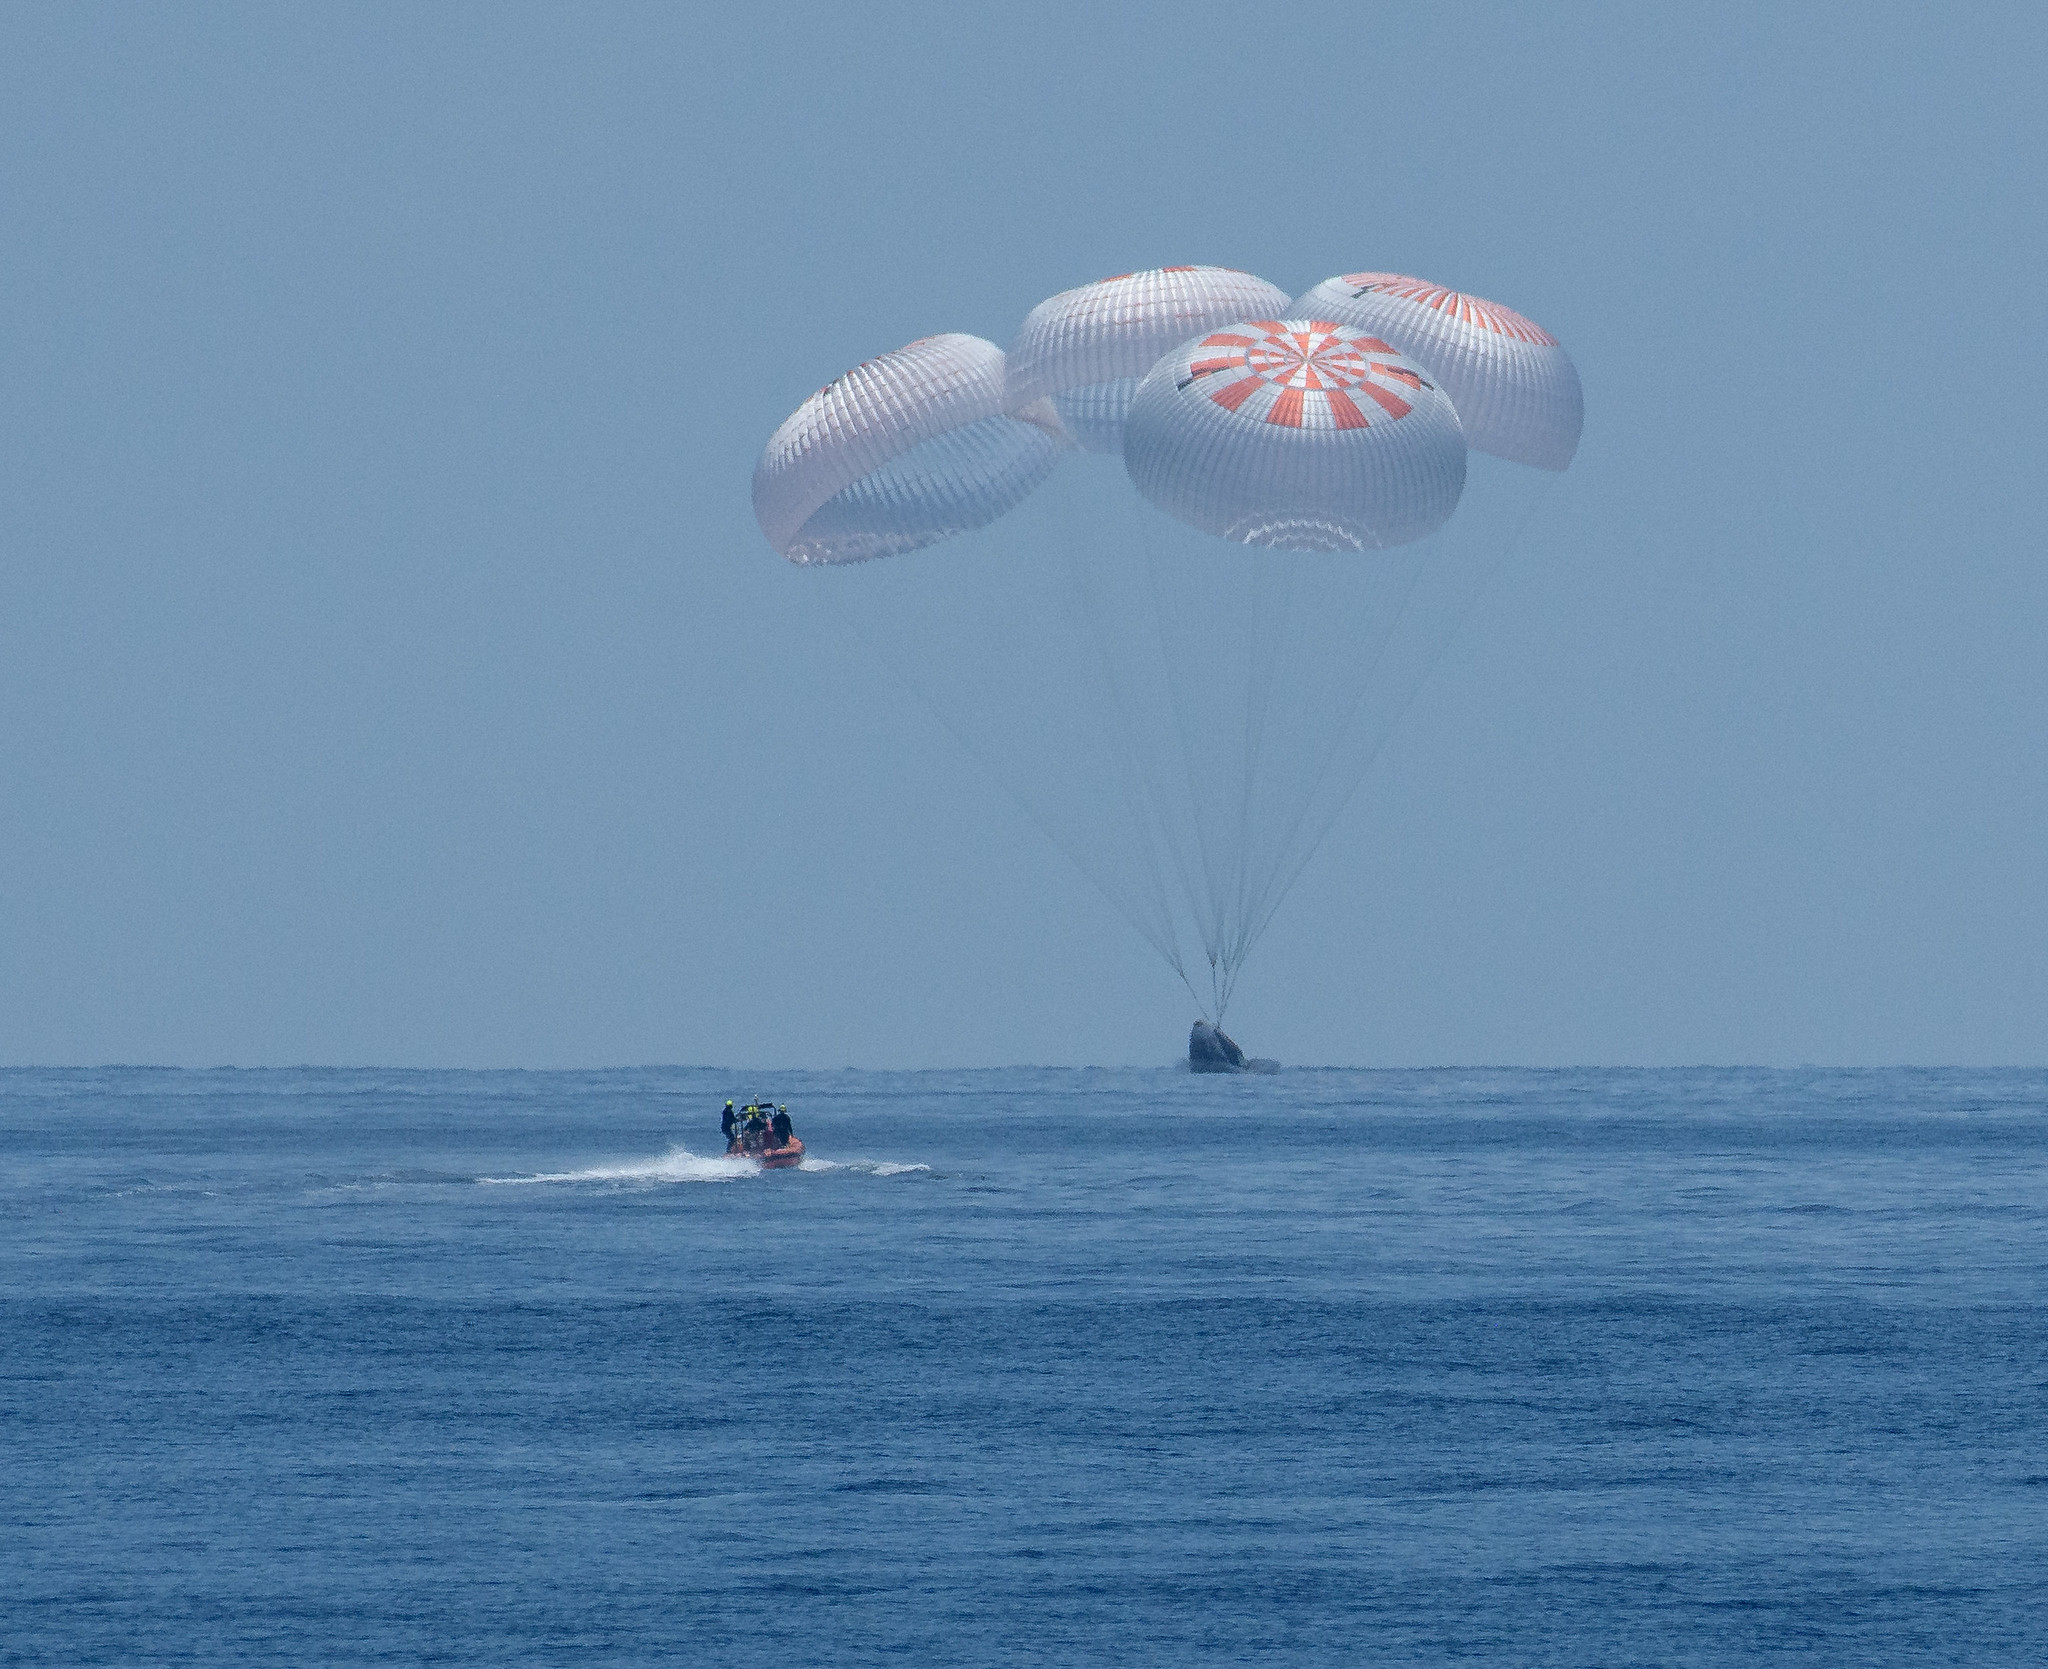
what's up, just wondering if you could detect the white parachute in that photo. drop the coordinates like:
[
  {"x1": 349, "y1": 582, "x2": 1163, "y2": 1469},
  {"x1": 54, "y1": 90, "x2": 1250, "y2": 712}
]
[
  {"x1": 752, "y1": 333, "x2": 1064, "y2": 566},
  {"x1": 1005, "y1": 267, "x2": 1292, "y2": 454},
  {"x1": 755, "y1": 271, "x2": 1579, "y2": 1023}
]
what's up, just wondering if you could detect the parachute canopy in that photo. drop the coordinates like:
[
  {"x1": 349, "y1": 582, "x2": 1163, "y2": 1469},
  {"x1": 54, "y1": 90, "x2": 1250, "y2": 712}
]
[
  {"x1": 755, "y1": 267, "x2": 1580, "y2": 1022},
  {"x1": 752, "y1": 333, "x2": 1064, "y2": 565},
  {"x1": 1289, "y1": 274, "x2": 1582, "y2": 471},
  {"x1": 1005, "y1": 267, "x2": 1292, "y2": 455},
  {"x1": 1123, "y1": 319, "x2": 1467, "y2": 551}
]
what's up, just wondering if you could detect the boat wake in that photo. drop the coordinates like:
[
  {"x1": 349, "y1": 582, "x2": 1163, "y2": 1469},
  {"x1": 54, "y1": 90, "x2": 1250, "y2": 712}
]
[
  {"x1": 478, "y1": 1147, "x2": 930, "y2": 1186},
  {"x1": 479, "y1": 1146, "x2": 757, "y2": 1186}
]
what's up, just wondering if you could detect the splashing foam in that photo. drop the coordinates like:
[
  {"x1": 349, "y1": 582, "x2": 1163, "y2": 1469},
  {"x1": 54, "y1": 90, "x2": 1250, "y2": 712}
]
[
  {"x1": 478, "y1": 1147, "x2": 931, "y2": 1186},
  {"x1": 480, "y1": 1146, "x2": 757, "y2": 1186},
  {"x1": 799, "y1": 1158, "x2": 930, "y2": 1177}
]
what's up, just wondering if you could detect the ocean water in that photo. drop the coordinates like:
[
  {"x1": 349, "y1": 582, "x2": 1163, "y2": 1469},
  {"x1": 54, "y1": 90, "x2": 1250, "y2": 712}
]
[{"x1": 4, "y1": 1066, "x2": 2045, "y2": 1666}]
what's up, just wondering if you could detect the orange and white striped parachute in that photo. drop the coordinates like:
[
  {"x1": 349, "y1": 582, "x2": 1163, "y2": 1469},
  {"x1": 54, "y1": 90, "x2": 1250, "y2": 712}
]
[
  {"x1": 1289, "y1": 274, "x2": 1581, "y2": 471},
  {"x1": 1122, "y1": 319, "x2": 1467, "y2": 550}
]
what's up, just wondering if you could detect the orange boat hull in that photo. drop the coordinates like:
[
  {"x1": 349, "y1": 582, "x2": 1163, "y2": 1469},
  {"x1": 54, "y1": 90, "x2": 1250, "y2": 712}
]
[{"x1": 729, "y1": 1136, "x2": 805, "y2": 1169}]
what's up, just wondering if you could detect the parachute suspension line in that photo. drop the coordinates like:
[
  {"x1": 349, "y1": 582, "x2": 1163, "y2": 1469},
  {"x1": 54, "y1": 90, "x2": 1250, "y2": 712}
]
[
  {"x1": 1226, "y1": 543, "x2": 1321, "y2": 994},
  {"x1": 1156, "y1": 513, "x2": 1322, "y2": 1020},
  {"x1": 830, "y1": 518, "x2": 1197, "y2": 993},
  {"x1": 1222, "y1": 540, "x2": 1279, "y2": 1001},
  {"x1": 1167, "y1": 536, "x2": 1433, "y2": 1011},
  {"x1": 1047, "y1": 485, "x2": 1204, "y2": 999},
  {"x1": 877, "y1": 642, "x2": 1190, "y2": 987},
  {"x1": 1126, "y1": 501, "x2": 1432, "y2": 1023},
  {"x1": 1227, "y1": 538, "x2": 1438, "y2": 967},
  {"x1": 1091, "y1": 503, "x2": 1187, "y2": 1003},
  {"x1": 1242, "y1": 474, "x2": 1564, "y2": 957},
  {"x1": 1132, "y1": 496, "x2": 1239, "y2": 1004},
  {"x1": 1209, "y1": 542, "x2": 1294, "y2": 1017},
  {"x1": 1131, "y1": 493, "x2": 1308, "y2": 1015},
  {"x1": 1146, "y1": 509, "x2": 1238, "y2": 992}
]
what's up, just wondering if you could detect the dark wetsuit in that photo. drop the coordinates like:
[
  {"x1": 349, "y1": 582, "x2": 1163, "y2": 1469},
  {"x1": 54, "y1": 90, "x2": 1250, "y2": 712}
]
[{"x1": 771, "y1": 1111, "x2": 792, "y2": 1147}]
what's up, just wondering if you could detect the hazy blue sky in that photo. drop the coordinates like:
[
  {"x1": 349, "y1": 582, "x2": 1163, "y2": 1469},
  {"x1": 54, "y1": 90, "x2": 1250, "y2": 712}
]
[{"x1": 3, "y1": 2, "x2": 2044, "y2": 1067}]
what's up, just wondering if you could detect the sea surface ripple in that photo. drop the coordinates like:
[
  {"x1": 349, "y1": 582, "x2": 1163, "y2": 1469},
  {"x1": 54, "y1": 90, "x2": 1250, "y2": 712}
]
[{"x1": 3, "y1": 1065, "x2": 2045, "y2": 1665}]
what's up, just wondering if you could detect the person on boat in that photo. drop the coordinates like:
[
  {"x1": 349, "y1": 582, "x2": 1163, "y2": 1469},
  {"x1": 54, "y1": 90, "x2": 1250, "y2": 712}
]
[
  {"x1": 741, "y1": 1102, "x2": 769, "y2": 1153},
  {"x1": 721, "y1": 1100, "x2": 737, "y2": 1144},
  {"x1": 770, "y1": 1106, "x2": 793, "y2": 1148}
]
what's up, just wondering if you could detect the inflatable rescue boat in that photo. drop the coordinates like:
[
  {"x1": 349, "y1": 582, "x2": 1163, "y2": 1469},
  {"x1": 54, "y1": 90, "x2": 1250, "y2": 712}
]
[
  {"x1": 754, "y1": 1136, "x2": 805, "y2": 1169},
  {"x1": 726, "y1": 1100, "x2": 804, "y2": 1168}
]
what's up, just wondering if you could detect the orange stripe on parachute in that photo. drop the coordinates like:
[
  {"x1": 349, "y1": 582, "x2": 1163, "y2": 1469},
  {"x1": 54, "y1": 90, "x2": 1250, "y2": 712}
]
[
  {"x1": 1354, "y1": 379, "x2": 1412, "y2": 419},
  {"x1": 1208, "y1": 375, "x2": 1264, "y2": 413},
  {"x1": 1323, "y1": 388, "x2": 1370, "y2": 430}
]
